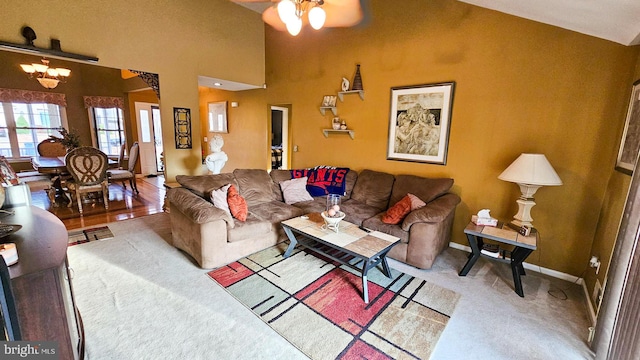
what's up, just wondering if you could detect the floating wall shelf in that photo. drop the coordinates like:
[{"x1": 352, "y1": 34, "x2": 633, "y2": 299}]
[
  {"x1": 338, "y1": 90, "x2": 364, "y2": 102},
  {"x1": 319, "y1": 106, "x2": 337, "y2": 116},
  {"x1": 323, "y1": 129, "x2": 355, "y2": 139}
]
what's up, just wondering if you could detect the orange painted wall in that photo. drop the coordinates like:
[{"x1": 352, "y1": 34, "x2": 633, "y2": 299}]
[{"x1": 260, "y1": 1, "x2": 640, "y2": 275}]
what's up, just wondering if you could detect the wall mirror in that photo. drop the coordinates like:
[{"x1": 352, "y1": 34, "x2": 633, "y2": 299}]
[{"x1": 208, "y1": 101, "x2": 228, "y2": 133}]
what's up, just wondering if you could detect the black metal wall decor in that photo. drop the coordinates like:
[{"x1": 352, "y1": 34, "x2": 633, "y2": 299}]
[
  {"x1": 129, "y1": 70, "x2": 160, "y2": 99},
  {"x1": 174, "y1": 107, "x2": 192, "y2": 149}
]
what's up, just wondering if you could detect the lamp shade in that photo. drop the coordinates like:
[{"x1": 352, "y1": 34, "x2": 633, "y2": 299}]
[{"x1": 498, "y1": 153, "x2": 562, "y2": 186}]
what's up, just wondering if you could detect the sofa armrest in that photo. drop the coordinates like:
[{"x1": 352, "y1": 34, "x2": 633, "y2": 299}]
[
  {"x1": 168, "y1": 187, "x2": 235, "y2": 228},
  {"x1": 401, "y1": 193, "x2": 460, "y2": 231}
]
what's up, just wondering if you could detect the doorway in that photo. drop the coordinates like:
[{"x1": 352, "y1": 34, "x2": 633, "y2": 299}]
[
  {"x1": 134, "y1": 102, "x2": 164, "y2": 176},
  {"x1": 271, "y1": 106, "x2": 289, "y2": 170}
]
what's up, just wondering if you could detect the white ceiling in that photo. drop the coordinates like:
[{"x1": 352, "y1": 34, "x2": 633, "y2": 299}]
[
  {"x1": 230, "y1": 0, "x2": 640, "y2": 46},
  {"x1": 460, "y1": 0, "x2": 640, "y2": 46}
]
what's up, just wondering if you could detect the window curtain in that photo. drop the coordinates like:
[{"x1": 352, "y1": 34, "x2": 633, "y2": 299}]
[
  {"x1": 0, "y1": 88, "x2": 67, "y2": 107},
  {"x1": 83, "y1": 96, "x2": 124, "y2": 109},
  {"x1": 593, "y1": 160, "x2": 640, "y2": 359}
]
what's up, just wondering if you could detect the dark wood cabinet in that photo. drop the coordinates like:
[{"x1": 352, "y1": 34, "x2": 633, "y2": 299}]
[{"x1": 3, "y1": 206, "x2": 84, "y2": 360}]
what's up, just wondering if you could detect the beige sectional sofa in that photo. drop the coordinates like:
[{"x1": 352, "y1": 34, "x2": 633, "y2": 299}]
[{"x1": 167, "y1": 168, "x2": 460, "y2": 270}]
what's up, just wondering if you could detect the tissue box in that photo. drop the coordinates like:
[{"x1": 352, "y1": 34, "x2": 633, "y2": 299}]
[{"x1": 472, "y1": 215, "x2": 498, "y2": 227}]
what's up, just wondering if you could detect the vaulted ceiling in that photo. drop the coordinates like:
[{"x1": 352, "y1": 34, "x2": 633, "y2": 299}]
[{"x1": 230, "y1": 0, "x2": 640, "y2": 46}]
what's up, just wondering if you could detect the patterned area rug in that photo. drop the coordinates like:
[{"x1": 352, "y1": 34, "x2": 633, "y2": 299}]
[
  {"x1": 208, "y1": 244, "x2": 460, "y2": 359},
  {"x1": 68, "y1": 226, "x2": 114, "y2": 246}
]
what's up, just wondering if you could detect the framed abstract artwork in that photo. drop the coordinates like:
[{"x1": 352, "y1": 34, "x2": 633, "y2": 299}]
[
  {"x1": 387, "y1": 82, "x2": 455, "y2": 165},
  {"x1": 174, "y1": 107, "x2": 192, "y2": 149},
  {"x1": 616, "y1": 79, "x2": 640, "y2": 175},
  {"x1": 208, "y1": 101, "x2": 228, "y2": 133}
]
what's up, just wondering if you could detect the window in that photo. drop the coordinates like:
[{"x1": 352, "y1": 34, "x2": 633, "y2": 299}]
[
  {"x1": 0, "y1": 102, "x2": 67, "y2": 158},
  {"x1": 90, "y1": 107, "x2": 125, "y2": 156}
]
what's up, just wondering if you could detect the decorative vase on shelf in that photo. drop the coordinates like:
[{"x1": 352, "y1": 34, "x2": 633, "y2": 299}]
[
  {"x1": 341, "y1": 77, "x2": 350, "y2": 92},
  {"x1": 340, "y1": 120, "x2": 347, "y2": 130},
  {"x1": 351, "y1": 64, "x2": 363, "y2": 91},
  {"x1": 332, "y1": 117, "x2": 341, "y2": 130}
]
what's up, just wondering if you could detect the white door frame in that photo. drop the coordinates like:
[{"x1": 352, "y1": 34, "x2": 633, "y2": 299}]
[{"x1": 134, "y1": 102, "x2": 162, "y2": 176}]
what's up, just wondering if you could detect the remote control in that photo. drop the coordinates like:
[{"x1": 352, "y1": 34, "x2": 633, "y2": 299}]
[{"x1": 519, "y1": 225, "x2": 531, "y2": 236}]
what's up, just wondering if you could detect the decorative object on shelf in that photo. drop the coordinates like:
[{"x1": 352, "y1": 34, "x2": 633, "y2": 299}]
[
  {"x1": 341, "y1": 77, "x2": 350, "y2": 92},
  {"x1": 173, "y1": 107, "x2": 192, "y2": 149},
  {"x1": 20, "y1": 58, "x2": 71, "y2": 89},
  {"x1": 387, "y1": 82, "x2": 455, "y2": 165},
  {"x1": 332, "y1": 117, "x2": 341, "y2": 130},
  {"x1": 340, "y1": 119, "x2": 347, "y2": 130},
  {"x1": 498, "y1": 153, "x2": 562, "y2": 228},
  {"x1": 616, "y1": 79, "x2": 640, "y2": 175},
  {"x1": 205, "y1": 135, "x2": 228, "y2": 175},
  {"x1": 351, "y1": 64, "x2": 363, "y2": 91},
  {"x1": 250, "y1": 0, "x2": 363, "y2": 36},
  {"x1": 322, "y1": 95, "x2": 337, "y2": 107},
  {"x1": 208, "y1": 101, "x2": 228, "y2": 133}
]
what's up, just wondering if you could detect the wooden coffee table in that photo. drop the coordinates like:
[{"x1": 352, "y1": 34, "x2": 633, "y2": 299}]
[{"x1": 281, "y1": 213, "x2": 400, "y2": 303}]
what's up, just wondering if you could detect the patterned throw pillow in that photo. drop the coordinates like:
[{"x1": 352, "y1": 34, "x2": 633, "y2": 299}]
[
  {"x1": 227, "y1": 184, "x2": 248, "y2": 221},
  {"x1": 407, "y1": 193, "x2": 426, "y2": 211},
  {"x1": 382, "y1": 195, "x2": 413, "y2": 224},
  {"x1": 210, "y1": 184, "x2": 232, "y2": 214}
]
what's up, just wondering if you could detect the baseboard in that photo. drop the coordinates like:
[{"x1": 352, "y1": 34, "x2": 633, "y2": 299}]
[{"x1": 582, "y1": 281, "x2": 597, "y2": 325}]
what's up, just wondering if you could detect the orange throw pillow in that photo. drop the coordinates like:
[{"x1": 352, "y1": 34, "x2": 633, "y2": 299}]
[
  {"x1": 227, "y1": 184, "x2": 248, "y2": 222},
  {"x1": 382, "y1": 195, "x2": 412, "y2": 224}
]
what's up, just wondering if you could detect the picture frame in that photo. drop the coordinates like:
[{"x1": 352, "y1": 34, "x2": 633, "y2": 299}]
[
  {"x1": 0, "y1": 156, "x2": 19, "y2": 186},
  {"x1": 208, "y1": 101, "x2": 228, "y2": 133},
  {"x1": 322, "y1": 95, "x2": 337, "y2": 107},
  {"x1": 387, "y1": 82, "x2": 455, "y2": 165},
  {"x1": 173, "y1": 107, "x2": 192, "y2": 149},
  {"x1": 616, "y1": 79, "x2": 640, "y2": 175}
]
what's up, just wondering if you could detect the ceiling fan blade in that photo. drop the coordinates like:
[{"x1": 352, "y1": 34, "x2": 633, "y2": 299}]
[{"x1": 262, "y1": 0, "x2": 363, "y2": 31}]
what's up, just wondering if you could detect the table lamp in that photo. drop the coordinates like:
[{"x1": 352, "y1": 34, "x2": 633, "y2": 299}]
[{"x1": 498, "y1": 153, "x2": 562, "y2": 228}]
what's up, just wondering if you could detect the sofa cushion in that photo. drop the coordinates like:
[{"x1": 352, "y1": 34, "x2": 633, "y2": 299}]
[
  {"x1": 390, "y1": 175, "x2": 453, "y2": 206},
  {"x1": 176, "y1": 174, "x2": 237, "y2": 199},
  {"x1": 233, "y1": 169, "x2": 276, "y2": 206},
  {"x1": 227, "y1": 214, "x2": 272, "y2": 243},
  {"x1": 340, "y1": 199, "x2": 384, "y2": 226},
  {"x1": 350, "y1": 169, "x2": 395, "y2": 211},
  {"x1": 382, "y1": 195, "x2": 412, "y2": 224},
  {"x1": 362, "y1": 214, "x2": 410, "y2": 243},
  {"x1": 343, "y1": 170, "x2": 358, "y2": 200},
  {"x1": 249, "y1": 201, "x2": 305, "y2": 224},
  {"x1": 290, "y1": 197, "x2": 326, "y2": 215},
  {"x1": 280, "y1": 177, "x2": 314, "y2": 204},
  {"x1": 227, "y1": 184, "x2": 248, "y2": 221},
  {"x1": 270, "y1": 169, "x2": 292, "y2": 201},
  {"x1": 168, "y1": 187, "x2": 234, "y2": 228}
]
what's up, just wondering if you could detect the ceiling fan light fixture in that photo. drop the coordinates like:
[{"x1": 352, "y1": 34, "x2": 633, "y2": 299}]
[
  {"x1": 308, "y1": 6, "x2": 326, "y2": 30},
  {"x1": 277, "y1": 0, "x2": 296, "y2": 24},
  {"x1": 286, "y1": 16, "x2": 302, "y2": 36}
]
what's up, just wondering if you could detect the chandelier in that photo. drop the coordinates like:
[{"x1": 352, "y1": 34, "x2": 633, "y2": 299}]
[
  {"x1": 20, "y1": 58, "x2": 71, "y2": 89},
  {"x1": 277, "y1": 0, "x2": 326, "y2": 36}
]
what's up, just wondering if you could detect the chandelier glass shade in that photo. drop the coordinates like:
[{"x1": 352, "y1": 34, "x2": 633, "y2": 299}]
[
  {"x1": 20, "y1": 58, "x2": 71, "y2": 89},
  {"x1": 276, "y1": 0, "x2": 326, "y2": 36}
]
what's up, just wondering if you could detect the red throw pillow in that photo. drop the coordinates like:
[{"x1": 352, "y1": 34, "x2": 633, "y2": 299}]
[
  {"x1": 382, "y1": 195, "x2": 412, "y2": 224},
  {"x1": 227, "y1": 184, "x2": 248, "y2": 222}
]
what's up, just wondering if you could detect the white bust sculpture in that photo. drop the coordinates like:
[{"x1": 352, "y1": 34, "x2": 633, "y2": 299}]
[{"x1": 205, "y1": 135, "x2": 228, "y2": 174}]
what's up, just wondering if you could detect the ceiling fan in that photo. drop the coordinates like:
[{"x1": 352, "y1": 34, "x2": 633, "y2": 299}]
[{"x1": 231, "y1": 0, "x2": 363, "y2": 36}]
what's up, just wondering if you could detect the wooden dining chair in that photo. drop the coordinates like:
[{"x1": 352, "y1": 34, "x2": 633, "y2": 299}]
[
  {"x1": 107, "y1": 142, "x2": 139, "y2": 194},
  {"x1": 64, "y1": 147, "x2": 110, "y2": 214},
  {"x1": 37, "y1": 138, "x2": 67, "y2": 157}
]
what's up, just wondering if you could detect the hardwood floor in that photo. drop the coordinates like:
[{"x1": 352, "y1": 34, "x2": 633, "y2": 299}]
[{"x1": 31, "y1": 176, "x2": 167, "y2": 231}]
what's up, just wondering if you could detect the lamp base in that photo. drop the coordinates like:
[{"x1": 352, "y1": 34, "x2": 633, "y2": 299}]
[{"x1": 511, "y1": 197, "x2": 535, "y2": 228}]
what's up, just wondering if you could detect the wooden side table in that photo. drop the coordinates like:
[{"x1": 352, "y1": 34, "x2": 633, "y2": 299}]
[{"x1": 459, "y1": 222, "x2": 538, "y2": 297}]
